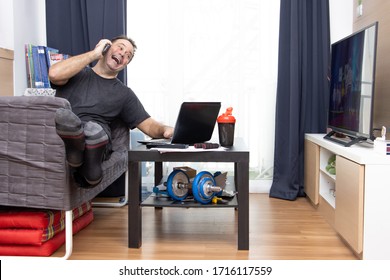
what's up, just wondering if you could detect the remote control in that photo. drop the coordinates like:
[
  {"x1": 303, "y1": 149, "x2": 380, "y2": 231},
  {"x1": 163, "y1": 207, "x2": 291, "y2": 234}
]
[{"x1": 146, "y1": 143, "x2": 189, "y2": 149}]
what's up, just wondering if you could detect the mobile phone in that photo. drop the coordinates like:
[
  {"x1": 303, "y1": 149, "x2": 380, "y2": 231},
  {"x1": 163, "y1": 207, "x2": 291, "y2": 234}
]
[{"x1": 102, "y1": 43, "x2": 111, "y2": 55}]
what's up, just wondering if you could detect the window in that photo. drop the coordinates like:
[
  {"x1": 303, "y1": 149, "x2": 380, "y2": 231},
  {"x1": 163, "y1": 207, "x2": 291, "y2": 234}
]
[{"x1": 127, "y1": 0, "x2": 280, "y2": 192}]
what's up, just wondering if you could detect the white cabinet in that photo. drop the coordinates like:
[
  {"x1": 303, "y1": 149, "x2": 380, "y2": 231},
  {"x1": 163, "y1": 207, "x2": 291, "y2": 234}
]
[{"x1": 305, "y1": 134, "x2": 390, "y2": 259}]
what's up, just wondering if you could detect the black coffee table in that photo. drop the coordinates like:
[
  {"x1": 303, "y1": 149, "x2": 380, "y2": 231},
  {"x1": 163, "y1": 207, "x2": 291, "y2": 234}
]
[{"x1": 127, "y1": 138, "x2": 249, "y2": 250}]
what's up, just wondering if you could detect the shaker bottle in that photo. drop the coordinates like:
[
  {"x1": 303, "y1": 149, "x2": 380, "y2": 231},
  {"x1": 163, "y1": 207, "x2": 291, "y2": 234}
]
[{"x1": 217, "y1": 107, "x2": 236, "y2": 147}]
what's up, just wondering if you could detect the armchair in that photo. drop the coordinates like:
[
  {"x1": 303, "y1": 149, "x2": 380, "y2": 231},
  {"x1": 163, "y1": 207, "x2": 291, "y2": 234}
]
[{"x1": 0, "y1": 96, "x2": 129, "y2": 258}]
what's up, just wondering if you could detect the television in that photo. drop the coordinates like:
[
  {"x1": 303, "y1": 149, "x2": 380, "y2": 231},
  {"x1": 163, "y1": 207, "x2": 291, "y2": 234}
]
[{"x1": 324, "y1": 22, "x2": 378, "y2": 147}]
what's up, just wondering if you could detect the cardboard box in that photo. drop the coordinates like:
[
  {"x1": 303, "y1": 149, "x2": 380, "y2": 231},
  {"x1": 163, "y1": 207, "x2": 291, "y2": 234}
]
[
  {"x1": 0, "y1": 47, "x2": 14, "y2": 96},
  {"x1": 173, "y1": 166, "x2": 197, "y2": 178}
]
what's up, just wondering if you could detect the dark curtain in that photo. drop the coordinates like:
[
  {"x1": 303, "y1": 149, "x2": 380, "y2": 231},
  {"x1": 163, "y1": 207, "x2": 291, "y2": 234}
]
[
  {"x1": 45, "y1": 0, "x2": 127, "y2": 83},
  {"x1": 269, "y1": 0, "x2": 330, "y2": 200}
]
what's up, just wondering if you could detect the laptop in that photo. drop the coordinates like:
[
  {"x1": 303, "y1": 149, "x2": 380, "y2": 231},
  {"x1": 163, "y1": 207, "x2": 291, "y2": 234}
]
[{"x1": 139, "y1": 102, "x2": 221, "y2": 148}]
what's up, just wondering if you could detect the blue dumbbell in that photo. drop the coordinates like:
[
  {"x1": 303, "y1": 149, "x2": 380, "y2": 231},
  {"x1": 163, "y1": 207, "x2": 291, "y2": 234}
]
[
  {"x1": 191, "y1": 171, "x2": 223, "y2": 204},
  {"x1": 154, "y1": 169, "x2": 190, "y2": 201}
]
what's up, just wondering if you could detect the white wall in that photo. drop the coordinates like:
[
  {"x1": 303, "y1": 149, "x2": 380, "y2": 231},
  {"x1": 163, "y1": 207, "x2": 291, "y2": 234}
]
[
  {"x1": 329, "y1": 0, "x2": 353, "y2": 43},
  {"x1": 13, "y1": 0, "x2": 47, "y2": 96},
  {"x1": 0, "y1": 0, "x2": 14, "y2": 49},
  {"x1": 0, "y1": 0, "x2": 46, "y2": 96}
]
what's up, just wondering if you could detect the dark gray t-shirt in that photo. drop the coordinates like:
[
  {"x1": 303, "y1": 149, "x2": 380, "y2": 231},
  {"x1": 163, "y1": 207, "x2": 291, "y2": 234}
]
[{"x1": 54, "y1": 67, "x2": 150, "y2": 140}]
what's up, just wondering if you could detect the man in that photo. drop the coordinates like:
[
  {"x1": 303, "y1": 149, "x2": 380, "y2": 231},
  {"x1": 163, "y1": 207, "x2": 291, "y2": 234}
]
[{"x1": 49, "y1": 35, "x2": 173, "y2": 187}]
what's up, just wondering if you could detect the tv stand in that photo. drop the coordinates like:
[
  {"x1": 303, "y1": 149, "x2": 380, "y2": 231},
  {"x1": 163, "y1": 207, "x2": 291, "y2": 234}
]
[
  {"x1": 324, "y1": 131, "x2": 367, "y2": 147},
  {"x1": 305, "y1": 133, "x2": 390, "y2": 259}
]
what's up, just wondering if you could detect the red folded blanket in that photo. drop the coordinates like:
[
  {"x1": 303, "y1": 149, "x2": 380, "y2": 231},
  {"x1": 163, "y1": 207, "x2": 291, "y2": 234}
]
[
  {"x1": 0, "y1": 202, "x2": 91, "y2": 229},
  {"x1": 0, "y1": 209, "x2": 94, "y2": 256},
  {"x1": 0, "y1": 202, "x2": 91, "y2": 245}
]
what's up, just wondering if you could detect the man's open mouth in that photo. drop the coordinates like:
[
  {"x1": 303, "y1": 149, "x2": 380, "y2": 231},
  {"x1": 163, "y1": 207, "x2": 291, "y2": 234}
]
[{"x1": 111, "y1": 55, "x2": 121, "y2": 65}]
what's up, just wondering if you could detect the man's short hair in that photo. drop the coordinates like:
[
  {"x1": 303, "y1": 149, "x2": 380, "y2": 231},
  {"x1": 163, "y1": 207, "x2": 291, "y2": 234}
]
[{"x1": 111, "y1": 35, "x2": 137, "y2": 52}]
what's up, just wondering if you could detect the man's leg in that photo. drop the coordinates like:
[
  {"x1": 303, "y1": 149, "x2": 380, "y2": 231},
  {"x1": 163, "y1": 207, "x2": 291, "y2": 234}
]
[
  {"x1": 55, "y1": 108, "x2": 85, "y2": 167},
  {"x1": 81, "y1": 121, "x2": 109, "y2": 185}
]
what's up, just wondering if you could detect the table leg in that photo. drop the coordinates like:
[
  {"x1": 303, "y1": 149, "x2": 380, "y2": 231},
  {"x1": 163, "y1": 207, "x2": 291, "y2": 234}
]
[
  {"x1": 236, "y1": 161, "x2": 249, "y2": 250},
  {"x1": 128, "y1": 161, "x2": 142, "y2": 248},
  {"x1": 154, "y1": 161, "x2": 163, "y2": 186}
]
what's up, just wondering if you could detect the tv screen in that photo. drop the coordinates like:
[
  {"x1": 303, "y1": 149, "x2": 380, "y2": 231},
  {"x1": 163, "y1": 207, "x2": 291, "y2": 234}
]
[{"x1": 325, "y1": 22, "x2": 378, "y2": 147}]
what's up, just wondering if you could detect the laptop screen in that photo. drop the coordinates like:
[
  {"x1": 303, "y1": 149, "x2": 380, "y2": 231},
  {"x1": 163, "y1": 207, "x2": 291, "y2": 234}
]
[{"x1": 171, "y1": 102, "x2": 221, "y2": 144}]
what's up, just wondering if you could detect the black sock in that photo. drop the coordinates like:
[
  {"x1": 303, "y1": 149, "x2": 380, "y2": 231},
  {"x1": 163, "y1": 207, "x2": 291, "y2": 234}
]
[
  {"x1": 81, "y1": 121, "x2": 109, "y2": 186},
  {"x1": 55, "y1": 108, "x2": 85, "y2": 167}
]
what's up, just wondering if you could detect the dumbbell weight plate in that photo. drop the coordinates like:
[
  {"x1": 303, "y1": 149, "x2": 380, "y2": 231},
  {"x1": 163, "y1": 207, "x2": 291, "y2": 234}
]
[
  {"x1": 166, "y1": 170, "x2": 190, "y2": 201},
  {"x1": 192, "y1": 171, "x2": 216, "y2": 204}
]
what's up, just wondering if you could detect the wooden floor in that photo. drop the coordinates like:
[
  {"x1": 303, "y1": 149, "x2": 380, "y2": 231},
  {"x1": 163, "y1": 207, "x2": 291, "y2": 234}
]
[{"x1": 53, "y1": 194, "x2": 358, "y2": 260}]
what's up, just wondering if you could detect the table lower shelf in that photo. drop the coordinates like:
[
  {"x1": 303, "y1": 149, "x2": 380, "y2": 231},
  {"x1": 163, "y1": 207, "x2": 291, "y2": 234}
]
[
  {"x1": 141, "y1": 176, "x2": 238, "y2": 208},
  {"x1": 141, "y1": 193, "x2": 238, "y2": 208}
]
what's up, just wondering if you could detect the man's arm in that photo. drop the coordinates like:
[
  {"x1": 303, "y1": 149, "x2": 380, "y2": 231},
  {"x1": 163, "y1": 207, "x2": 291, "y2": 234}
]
[
  {"x1": 48, "y1": 39, "x2": 110, "y2": 86},
  {"x1": 137, "y1": 117, "x2": 174, "y2": 139}
]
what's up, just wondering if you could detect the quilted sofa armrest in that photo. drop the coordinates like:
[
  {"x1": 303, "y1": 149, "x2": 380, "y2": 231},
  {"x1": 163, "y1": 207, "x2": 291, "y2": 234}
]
[
  {"x1": 0, "y1": 96, "x2": 71, "y2": 209},
  {"x1": 0, "y1": 96, "x2": 130, "y2": 211}
]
